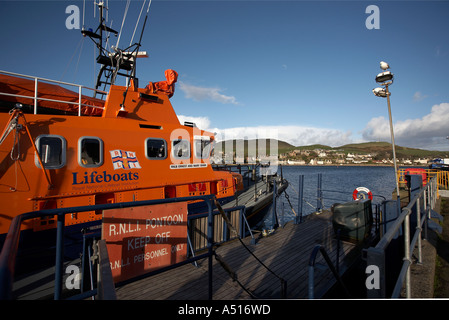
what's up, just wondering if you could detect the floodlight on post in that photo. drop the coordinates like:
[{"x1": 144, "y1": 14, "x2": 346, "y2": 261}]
[
  {"x1": 380, "y1": 61, "x2": 390, "y2": 70},
  {"x1": 372, "y1": 87, "x2": 388, "y2": 98},
  {"x1": 374, "y1": 61, "x2": 411, "y2": 299},
  {"x1": 376, "y1": 71, "x2": 394, "y2": 84},
  {"x1": 372, "y1": 61, "x2": 400, "y2": 210}
]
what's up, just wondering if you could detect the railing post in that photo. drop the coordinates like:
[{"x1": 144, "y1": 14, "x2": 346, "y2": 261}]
[
  {"x1": 54, "y1": 213, "x2": 65, "y2": 300},
  {"x1": 423, "y1": 188, "x2": 428, "y2": 240},
  {"x1": 308, "y1": 264, "x2": 315, "y2": 299},
  {"x1": 297, "y1": 175, "x2": 304, "y2": 224},
  {"x1": 316, "y1": 173, "x2": 322, "y2": 212},
  {"x1": 308, "y1": 245, "x2": 320, "y2": 299},
  {"x1": 78, "y1": 86, "x2": 82, "y2": 116},
  {"x1": 34, "y1": 78, "x2": 38, "y2": 114},
  {"x1": 404, "y1": 209, "x2": 411, "y2": 298},
  {"x1": 272, "y1": 181, "x2": 278, "y2": 228},
  {"x1": 206, "y1": 197, "x2": 214, "y2": 300},
  {"x1": 416, "y1": 197, "x2": 422, "y2": 264}
]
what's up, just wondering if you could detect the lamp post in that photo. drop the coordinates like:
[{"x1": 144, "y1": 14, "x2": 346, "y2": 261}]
[
  {"x1": 373, "y1": 62, "x2": 412, "y2": 298},
  {"x1": 372, "y1": 62, "x2": 400, "y2": 198}
]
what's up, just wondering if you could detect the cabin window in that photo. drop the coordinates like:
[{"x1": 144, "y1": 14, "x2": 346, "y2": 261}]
[
  {"x1": 194, "y1": 136, "x2": 213, "y2": 159},
  {"x1": 172, "y1": 139, "x2": 190, "y2": 159},
  {"x1": 35, "y1": 135, "x2": 66, "y2": 169},
  {"x1": 79, "y1": 137, "x2": 103, "y2": 167},
  {"x1": 146, "y1": 138, "x2": 167, "y2": 159}
]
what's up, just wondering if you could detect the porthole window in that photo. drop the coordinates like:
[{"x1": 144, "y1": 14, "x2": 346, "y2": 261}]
[
  {"x1": 146, "y1": 138, "x2": 167, "y2": 159},
  {"x1": 35, "y1": 135, "x2": 66, "y2": 169},
  {"x1": 194, "y1": 136, "x2": 213, "y2": 159},
  {"x1": 172, "y1": 139, "x2": 190, "y2": 159},
  {"x1": 79, "y1": 137, "x2": 103, "y2": 167}
]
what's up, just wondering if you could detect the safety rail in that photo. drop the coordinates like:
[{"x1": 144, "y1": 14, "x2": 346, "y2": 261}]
[
  {"x1": 0, "y1": 195, "x2": 218, "y2": 300},
  {"x1": 308, "y1": 243, "x2": 350, "y2": 299},
  {"x1": 188, "y1": 205, "x2": 253, "y2": 254},
  {"x1": 398, "y1": 168, "x2": 449, "y2": 191},
  {"x1": 364, "y1": 175, "x2": 439, "y2": 298},
  {"x1": 0, "y1": 70, "x2": 107, "y2": 116},
  {"x1": 290, "y1": 173, "x2": 385, "y2": 225}
]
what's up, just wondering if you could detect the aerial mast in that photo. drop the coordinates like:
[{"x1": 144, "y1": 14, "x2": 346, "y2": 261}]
[{"x1": 81, "y1": 1, "x2": 150, "y2": 98}]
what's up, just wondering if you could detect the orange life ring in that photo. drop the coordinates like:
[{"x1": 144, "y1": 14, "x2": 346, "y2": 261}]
[{"x1": 352, "y1": 187, "x2": 373, "y2": 201}]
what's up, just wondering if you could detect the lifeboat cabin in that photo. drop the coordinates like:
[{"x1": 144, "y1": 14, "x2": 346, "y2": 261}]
[{"x1": 0, "y1": 70, "x2": 244, "y2": 245}]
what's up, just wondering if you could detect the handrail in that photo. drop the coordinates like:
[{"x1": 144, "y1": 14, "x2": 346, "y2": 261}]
[
  {"x1": 0, "y1": 195, "x2": 217, "y2": 300},
  {"x1": 186, "y1": 205, "x2": 251, "y2": 254},
  {"x1": 398, "y1": 168, "x2": 449, "y2": 191},
  {"x1": 365, "y1": 175, "x2": 439, "y2": 298},
  {"x1": 308, "y1": 244, "x2": 350, "y2": 299},
  {"x1": 0, "y1": 70, "x2": 106, "y2": 116},
  {"x1": 0, "y1": 194, "x2": 257, "y2": 300}
]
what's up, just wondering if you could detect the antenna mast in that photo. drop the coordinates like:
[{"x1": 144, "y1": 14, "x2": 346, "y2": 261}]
[{"x1": 81, "y1": 1, "x2": 149, "y2": 98}]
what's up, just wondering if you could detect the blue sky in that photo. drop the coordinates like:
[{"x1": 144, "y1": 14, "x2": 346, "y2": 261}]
[{"x1": 1, "y1": 0, "x2": 449, "y2": 150}]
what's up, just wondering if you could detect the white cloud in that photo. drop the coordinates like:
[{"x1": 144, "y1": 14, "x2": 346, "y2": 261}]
[
  {"x1": 362, "y1": 102, "x2": 449, "y2": 150},
  {"x1": 413, "y1": 91, "x2": 427, "y2": 102},
  {"x1": 179, "y1": 82, "x2": 239, "y2": 105},
  {"x1": 177, "y1": 115, "x2": 355, "y2": 147},
  {"x1": 213, "y1": 126, "x2": 354, "y2": 147},
  {"x1": 179, "y1": 102, "x2": 449, "y2": 151},
  {"x1": 177, "y1": 115, "x2": 211, "y2": 131}
]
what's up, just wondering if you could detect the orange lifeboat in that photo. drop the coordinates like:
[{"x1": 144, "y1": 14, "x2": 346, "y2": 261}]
[{"x1": 0, "y1": 70, "x2": 240, "y2": 237}]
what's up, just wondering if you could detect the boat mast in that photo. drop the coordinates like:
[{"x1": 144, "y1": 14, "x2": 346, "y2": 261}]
[
  {"x1": 82, "y1": 1, "x2": 137, "y2": 97},
  {"x1": 118, "y1": 1, "x2": 152, "y2": 112}
]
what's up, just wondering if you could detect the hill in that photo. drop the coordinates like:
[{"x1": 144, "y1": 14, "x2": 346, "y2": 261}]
[
  {"x1": 214, "y1": 139, "x2": 293, "y2": 156},
  {"x1": 214, "y1": 139, "x2": 448, "y2": 160},
  {"x1": 337, "y1": 142, "x2": 447, "y2": 159}
]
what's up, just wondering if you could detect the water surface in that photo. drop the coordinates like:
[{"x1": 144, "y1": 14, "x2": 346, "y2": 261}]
[{"x1": 265, "y1": 165, "x2": 398, "y2": 227}]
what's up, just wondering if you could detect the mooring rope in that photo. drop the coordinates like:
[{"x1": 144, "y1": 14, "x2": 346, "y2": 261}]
[
  {"x1": 213, "y1": 252, "x2": 258, "y2": 299},
  {"x1": 213, "y1": 198, "x2": 286, "y2": 298},
  {"x1": 285, "y1": 182, "x2": 316, "y2": 209}
]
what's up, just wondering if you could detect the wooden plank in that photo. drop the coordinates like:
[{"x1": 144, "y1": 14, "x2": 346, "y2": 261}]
[{"x1": 211, "y1": 216, "x2": 355, "y2": 298}]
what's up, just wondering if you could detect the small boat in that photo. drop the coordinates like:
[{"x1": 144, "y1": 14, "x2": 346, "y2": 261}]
[
  {"x1": 429, "y1": 158, "x2": 449, "y2": 171},
  {"x1": 214, "y1": 164, "x2": 289, "y2": 227}
]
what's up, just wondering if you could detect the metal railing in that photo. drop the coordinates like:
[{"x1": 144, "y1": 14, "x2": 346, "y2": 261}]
[
  {"x1": 0, "y1": 70, "x2": 106, "y2": 116},
  {"x1": 187, "y1": 205, "x2": 253, "y2": 254},
  {"x1": 288, "y1": 173, "x2": 384, "y2": 225},
  {"x1": 364, "y1": 175, "x2": 439, "y2": 298},
  {"x1": 398, "y1": 168, "x2": 449, "y2": 191},
  {"x1": 308, "y1": 242, "x2": 350, "y2": 299},
  {"x1": 0, "y1": 195, "x2": 217, "y2": 300}
]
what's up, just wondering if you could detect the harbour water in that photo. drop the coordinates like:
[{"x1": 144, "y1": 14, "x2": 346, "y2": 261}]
[{"x1": 265, "y1": 165, "x2": 399, "y2": 228}]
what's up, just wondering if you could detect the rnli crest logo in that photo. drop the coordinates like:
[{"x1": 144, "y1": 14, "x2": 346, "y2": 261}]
[{"x1": 110, "y1": 150, "x2": 142, "y2": 170}]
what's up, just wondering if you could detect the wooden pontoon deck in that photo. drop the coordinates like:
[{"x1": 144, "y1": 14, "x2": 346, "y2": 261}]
[{"x1": 115, "y1": 211, "x2": 361, "y2": 300}]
